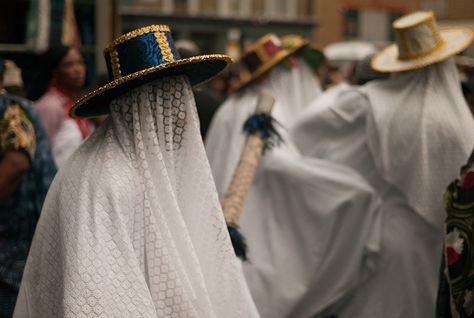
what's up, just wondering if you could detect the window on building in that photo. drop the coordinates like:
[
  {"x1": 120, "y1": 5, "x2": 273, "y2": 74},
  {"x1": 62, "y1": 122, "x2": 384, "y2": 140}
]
[
  {"x1": 344, "y1": 8, "x2": 403, "y2": 42},
  {"x1": 264, "y1": 0, "x2": 297, "y2": 19},
  {"x1": 217, "y1": 0, "x2": 251, "y2": 17}
]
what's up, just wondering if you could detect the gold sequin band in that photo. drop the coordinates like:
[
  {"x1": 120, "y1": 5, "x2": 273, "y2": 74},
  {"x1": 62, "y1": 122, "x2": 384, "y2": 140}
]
[
  {"x1": 70, "y1": 54, "x2": 232, "y2": 117},
  {"x1": 109, "y1": 47, "x2": 122, "y2": 80},
  {"x1": 154, "y1": 32, "x2": 174, "y2": 63},
  {"x1": 104, "y1": 25, "x2": 171, "y2": 53}
]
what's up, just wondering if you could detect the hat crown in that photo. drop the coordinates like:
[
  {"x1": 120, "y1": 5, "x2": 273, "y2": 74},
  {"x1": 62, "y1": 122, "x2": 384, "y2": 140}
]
[
  {"x1": 241, "y1": 34, "x2": 285, "y2": 72},
  {"x1": 103, "y1": 25, "x2": 181, "y2": 81},
  {"x1": 393, "y1": 11, "x2": 445, "y2": 60},
  {"x1": 238, "y1": 34, "x2": 291, "y2": 87}
]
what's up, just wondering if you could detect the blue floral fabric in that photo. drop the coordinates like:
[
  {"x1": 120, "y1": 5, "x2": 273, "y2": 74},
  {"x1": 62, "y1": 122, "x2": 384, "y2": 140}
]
[
  {"x1": 116, "y1": 32, "x2": 166, "y2": 77},
  {"x1": 0, "y1": 93, "x2": 56, "y2": 316}
]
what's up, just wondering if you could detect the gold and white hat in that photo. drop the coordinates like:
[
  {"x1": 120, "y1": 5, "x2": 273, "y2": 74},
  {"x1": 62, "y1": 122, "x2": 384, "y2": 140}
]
[{"x1": 372, "y1": 11, "x2": 473, "y2": 73}]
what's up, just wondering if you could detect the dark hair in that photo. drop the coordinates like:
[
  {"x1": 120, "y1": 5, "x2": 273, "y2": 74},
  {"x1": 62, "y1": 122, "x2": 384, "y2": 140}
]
[
  {"x1": 21, "y1": 45, "x2": 71, "y2": 100},
  {"x1": 0, "y1": 57, "x2": 5, "y2": 80}
]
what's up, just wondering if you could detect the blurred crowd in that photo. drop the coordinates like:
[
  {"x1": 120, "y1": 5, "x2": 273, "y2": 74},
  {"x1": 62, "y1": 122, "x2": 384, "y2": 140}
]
[{"x1": 1, "y1": 8, "x2": 474, "y2": 318}]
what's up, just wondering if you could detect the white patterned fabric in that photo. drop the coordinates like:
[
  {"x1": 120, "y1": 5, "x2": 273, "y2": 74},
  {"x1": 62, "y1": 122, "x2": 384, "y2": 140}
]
[
  {"x1": 14, "y1": 76, "x2": 259, "y2": 318},
  {"x1": 290, "y1": 58, "x2": 474, "y2": 317}
]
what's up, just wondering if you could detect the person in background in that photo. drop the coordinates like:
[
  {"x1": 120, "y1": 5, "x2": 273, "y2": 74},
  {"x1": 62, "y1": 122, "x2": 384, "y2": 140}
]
[
  {"x1": 436, "y1": 146, "x2": 474, "y2": 318},
  {"x1": 291, "y1": 11, "x2": 474, "y2": 317},
  {"x1": 32, "y1": 46, "x2": 90, "y2": 167},
  {"x1": 0, "y1": 57, "x2": 56, "y2": 318},
  {"x1": 206, "y1": 34, "x2": 382, "y2": 317},
  {"x1": 281, "y1": 34, "x2": 326, "y2": 96},
  {"x1": 206, "y1": 34, "x2": 322, "y2": 196}
]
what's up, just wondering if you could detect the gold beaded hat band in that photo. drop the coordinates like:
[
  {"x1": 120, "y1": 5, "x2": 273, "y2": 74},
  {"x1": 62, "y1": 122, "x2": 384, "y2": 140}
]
[
  {"x1": 70, "y1": 25, "x2": 232, "y2": 118},
  {"x1": 372, "y1": 11, "x2": 473, "y2": 73},
  {"x1": 235, "y1": 34, "x2": 293, "y2": 91}
]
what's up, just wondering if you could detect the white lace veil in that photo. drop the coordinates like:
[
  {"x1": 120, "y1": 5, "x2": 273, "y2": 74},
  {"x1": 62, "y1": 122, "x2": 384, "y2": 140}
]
[
  {"x1": 14, "y1": 76, "x2": 259, "y2": 317},
  {"x1": 363, "y1": 58, "x2": 474, "y2": 228}
]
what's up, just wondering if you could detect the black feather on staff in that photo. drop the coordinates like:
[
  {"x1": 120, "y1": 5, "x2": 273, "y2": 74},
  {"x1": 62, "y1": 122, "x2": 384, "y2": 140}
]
[
  {"x1": 243, "y1": 113, "x2": 283, "y2": 153},
  {"x1": 227, "y1": 225, "x2": 248, "y2": 261}
]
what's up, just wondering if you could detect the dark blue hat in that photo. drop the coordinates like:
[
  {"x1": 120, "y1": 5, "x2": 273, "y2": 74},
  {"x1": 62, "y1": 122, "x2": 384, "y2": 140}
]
[{"x1": 71, "y1": 25, "x2": 231, "y2": 118}]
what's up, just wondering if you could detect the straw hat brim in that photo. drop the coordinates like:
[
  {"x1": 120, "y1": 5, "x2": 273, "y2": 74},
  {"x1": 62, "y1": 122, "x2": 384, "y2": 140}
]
[
  {"x1": 372, "y1": 28, "x2": 473, "y2": 73},
  {"x1": 70, "y1": 54, "x2": 231, "y2": 118},
  {"x1": 236, "y1": 49, "x2": 294, "y2": 91}
]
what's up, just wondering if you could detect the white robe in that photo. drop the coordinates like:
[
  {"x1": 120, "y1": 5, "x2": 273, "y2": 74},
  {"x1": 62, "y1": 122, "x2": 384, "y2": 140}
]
[
  {"x1": 240, "y1": 151, "x2": 382, "y2": 318},
  {"x1": 14, "y1": 76, "x2": 259, "y2": 318},
  {"x1": 206, "y1": 59, "x2": 382, "y2": 317},
  {"x1": 52, "y1": 118, "x2": 83, "y2": 168},
  {"x1": 291, "y1": 58, "x2": 474, "y2": 317}
]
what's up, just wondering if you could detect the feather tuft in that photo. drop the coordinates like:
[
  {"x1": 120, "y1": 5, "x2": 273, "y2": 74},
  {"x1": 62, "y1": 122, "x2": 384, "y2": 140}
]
[
  {"x1": 228, "y1": 225, "x2": 248, "y2": 261},
  {"x1": 242, "y1": 113, "x2": 283, "y2": 152}
]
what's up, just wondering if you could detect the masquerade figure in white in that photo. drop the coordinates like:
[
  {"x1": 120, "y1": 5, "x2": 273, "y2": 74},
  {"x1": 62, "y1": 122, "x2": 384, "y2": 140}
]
[
  {"x1": 291, "y1": 11, "x2": 474, "y2": 318},
  {"x1": 13, "y1": 25, "x2": 259, "y2": 318},
  {"x1": 206, "y1": 34, "x2": 383, "y2": 318},
  {"x1": 206, "y1": 33, "x2": 323, "y2": 198}
]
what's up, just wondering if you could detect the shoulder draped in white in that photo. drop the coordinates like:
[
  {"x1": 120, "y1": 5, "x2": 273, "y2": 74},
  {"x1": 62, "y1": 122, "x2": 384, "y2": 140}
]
[{"x1": 14, "y1": 76, "x2": 259, "y2": 318}]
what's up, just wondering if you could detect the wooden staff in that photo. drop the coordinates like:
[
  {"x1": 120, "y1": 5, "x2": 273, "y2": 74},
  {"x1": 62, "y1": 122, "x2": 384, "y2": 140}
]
[{"x1": 222, "y1": 92, "x2": 275, "y2": 259}]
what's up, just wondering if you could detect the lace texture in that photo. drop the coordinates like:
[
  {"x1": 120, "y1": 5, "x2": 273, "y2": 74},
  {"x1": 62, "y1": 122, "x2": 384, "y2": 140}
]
[{"x1": 14, "y1": 76, "x2": 258, "y2": 317}]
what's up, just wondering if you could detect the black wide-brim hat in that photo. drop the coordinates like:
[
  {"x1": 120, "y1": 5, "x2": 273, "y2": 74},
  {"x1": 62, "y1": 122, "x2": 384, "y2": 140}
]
[{"x1": 70, "y1": 25, "x2": 232, "y2": 118}]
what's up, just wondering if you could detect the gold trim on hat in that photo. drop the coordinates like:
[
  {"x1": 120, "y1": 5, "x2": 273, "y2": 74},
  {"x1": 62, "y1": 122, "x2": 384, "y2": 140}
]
[
  {"x1": 372, "y1": 28, "x2": 473, "y2": 73},
  {"x1": 109, "y1": 47, "x2": 122, "y2": 80},
  {"x1": 237, "y1": 34, "x2": 293, "y2": 91},
  {"x1": 154, "y1": 31, "x2": 174, "y2": 63},
  {"x1": 373, "y1": 9, "x2": 473, "y2": 72},
  {"x1": 70, "y1": 54, "x2": 232, "y2": 118},
  {"x1": 393, "y1": 10, "x2": 434, "y2": 29},
  {"x1": 104, "y1": 25, "x2": 171, "y2": 53}
]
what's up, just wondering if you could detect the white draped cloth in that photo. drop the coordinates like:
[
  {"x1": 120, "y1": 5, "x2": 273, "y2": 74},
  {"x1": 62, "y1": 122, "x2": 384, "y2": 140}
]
[
  {"x1": 52, "y1": 118, "x2": 83, "y2": 168},
  {"x1": 206, "y1": 59, "x2": 382, "y2": 317},
  {"x1": 206, "y1": 61, "x2": 322, "y2": 198},
  {"x1": 240, "y1": 152, "x2": 382, "y2": 318},
  {"x1": 14, "y1": 76, "x2": 259, "y2": 318},
  {"x1": 291, "y1": 58, "x2": 474, "y2": 317}
]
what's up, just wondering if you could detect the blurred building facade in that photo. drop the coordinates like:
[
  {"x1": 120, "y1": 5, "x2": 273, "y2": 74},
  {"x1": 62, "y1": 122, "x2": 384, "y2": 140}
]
[
  {"x1": 115, "y1": 0, "x2": 317, "y2": 68},
  {"x1": 91, "y1": 0, "x2": 321, "y2": 74},
  {"x1": 315, "y1": 0, "x2": 474, "y2": 47},
  {"x1": 1, "y1": 0, "x2": 472, "y2": 81}
]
